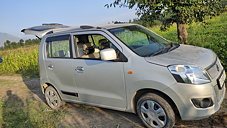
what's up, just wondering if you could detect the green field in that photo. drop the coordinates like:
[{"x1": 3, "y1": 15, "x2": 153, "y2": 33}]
[
  {"x1": 0, "y1": 45, "x2": 39, "y2": 77},
  {"x1": 0, "y1": 13, "x2": 226, "y2": 77}
]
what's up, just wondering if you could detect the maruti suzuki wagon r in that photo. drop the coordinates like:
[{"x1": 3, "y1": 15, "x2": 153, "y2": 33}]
[{"x1": 22, "y1": 23, "x2": 226, "y2": 128}]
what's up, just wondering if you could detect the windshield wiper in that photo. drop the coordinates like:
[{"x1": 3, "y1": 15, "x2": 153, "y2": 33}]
[
  {"x1": 150, "y1": 42, "x2": 179, "y2": 56},
  {"x1": 145, "y1": 42, "x2": 179, "y2": 57},
  {"x1": 151, "y1": 46, "x2": 169, "y2": 56},
  {"x1": 167, "y1": 43, "x2": 180, "y2": 52}
]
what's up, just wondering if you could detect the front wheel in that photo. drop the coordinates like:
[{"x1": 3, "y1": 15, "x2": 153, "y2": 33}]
[
  {"x1": 45, "y1": 86, "x2": 65, "y2": 109},
  {"x1": 137, "y1": 93, "x2": 175, "y2": 128}
]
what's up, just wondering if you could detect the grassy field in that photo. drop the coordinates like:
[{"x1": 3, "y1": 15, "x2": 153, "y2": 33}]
[{"x1": 0, "y1": 76, "x2": 67, "y2": 128}]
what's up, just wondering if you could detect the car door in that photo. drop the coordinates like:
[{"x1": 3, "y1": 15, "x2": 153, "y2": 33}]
[
  {"x1": 44, "y1": 35, "x2": 79, "y2": 100},
  {"x1": 21, "y1": 24, "x2": 79, "y2": 100},
  {"x1": 72, "y1": 32, "x2": 127, "y2": 110}
]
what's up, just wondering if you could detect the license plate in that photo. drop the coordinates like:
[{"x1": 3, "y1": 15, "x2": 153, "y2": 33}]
[{"x1": 217, "y1": 70, "x2": 226, "y2": 89}]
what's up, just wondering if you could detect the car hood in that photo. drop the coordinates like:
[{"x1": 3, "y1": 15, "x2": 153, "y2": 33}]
[{"x1": 145, "y1": 44, "x2": 216, "y2": 69}]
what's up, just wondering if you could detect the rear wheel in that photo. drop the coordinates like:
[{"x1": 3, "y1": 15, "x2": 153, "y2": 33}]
[
  {"x1": 137, "y1": 93, "x2": 175, "y2": 128},
  {"x1": 45, "y1": 86, "x2": 65, "y2": 109}
]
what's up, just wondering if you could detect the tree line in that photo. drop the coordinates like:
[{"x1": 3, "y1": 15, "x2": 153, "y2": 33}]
[
  {"x1": 106, "y1": 0, "x2": 226, "y2": 44},
  {"x1": 0, "y1": 39, "x2": 40, "y2": 50}
]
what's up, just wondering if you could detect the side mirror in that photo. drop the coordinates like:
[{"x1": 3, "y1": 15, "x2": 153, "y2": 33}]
[
  {"x1": 0, "y1": 58, "x2": 2, "y2": 63},
  {"x1": 100, "y1": 48, "x2": 117, "y2": 61}
]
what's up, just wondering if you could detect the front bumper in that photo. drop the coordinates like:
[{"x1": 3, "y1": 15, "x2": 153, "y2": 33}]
[{"x1": 165, "y1": 71, "x2": 226, "y2": 120}]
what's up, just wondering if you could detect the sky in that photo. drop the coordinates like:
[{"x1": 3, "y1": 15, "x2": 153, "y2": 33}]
[{"x1": 0, "y1": 0, "x2": 137, "y2": 38}]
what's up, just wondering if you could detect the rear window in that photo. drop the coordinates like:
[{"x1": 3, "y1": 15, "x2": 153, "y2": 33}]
[{"x1": 46, "y1": 35, "x2": 72, "y2": 58}]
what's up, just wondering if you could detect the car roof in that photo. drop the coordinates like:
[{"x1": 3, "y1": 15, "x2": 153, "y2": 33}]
[{"x1": 21, "y1": 23, "x2": 136, "y2": 38}]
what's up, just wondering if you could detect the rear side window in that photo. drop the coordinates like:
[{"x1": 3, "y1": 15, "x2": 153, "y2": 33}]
[{"x1": 46, "y1": 35, "x2": 71, "y2": 58}]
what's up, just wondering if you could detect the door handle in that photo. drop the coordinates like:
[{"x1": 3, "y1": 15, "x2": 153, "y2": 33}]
[
  {"x1": 48, "y1": 65, "x2": 53, "y2": 69},
  {"x1": 76, "y1": 66, "x2": 84, "y2": 73}
]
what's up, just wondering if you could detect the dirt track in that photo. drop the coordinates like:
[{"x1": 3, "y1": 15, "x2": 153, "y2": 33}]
[{"x1": 1, "y1": 76, "x2": 227, "y2": 128}]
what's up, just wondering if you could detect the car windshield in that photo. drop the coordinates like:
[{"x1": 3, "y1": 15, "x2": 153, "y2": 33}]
[{"x1": 108, "y1": 25, "x2": 172, "y2": 57}]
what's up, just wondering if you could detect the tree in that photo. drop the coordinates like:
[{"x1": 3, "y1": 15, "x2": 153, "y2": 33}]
[
  {"x1": 11, "y1": 42, "x2": 18, "y2": 49},
  {"x1": 106, "y1": 0, "x2": 225, "y2": 44},
  {"x1": 19, "y1": 39, "x2": 25, "y2": 47},
  {"x1": 4, "y1": 40, "x2": 11, "y2": 49},
  {"x1": 130, "y1": 17, "x2": 161, "y2": 27},
  {"x1": 25, "y1": 39, "x2": 32, "y2": 45}
]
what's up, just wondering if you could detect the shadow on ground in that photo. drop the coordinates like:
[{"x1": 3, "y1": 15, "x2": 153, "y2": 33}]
[
  {"x1": 22, "y1": 76, "x2": 45, "y2": 103},
  {"x1": 2, "y1": 90, "x2": 36, "y2": 127}
]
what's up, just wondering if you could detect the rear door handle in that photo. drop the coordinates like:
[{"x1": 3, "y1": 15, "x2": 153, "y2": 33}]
[
  {"x1": 48, "y1": 65, "x2": 53, "y2": 69},
  {"x1": 76, "y1": 66, "x2": 84, "y2": 73}
]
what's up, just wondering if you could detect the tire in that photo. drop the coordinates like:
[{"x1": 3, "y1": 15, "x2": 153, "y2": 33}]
[
  {"x1": 44, "y1": 86, "x2": 65, "y2": 109},
  {"x1": 137, "y1": 93, "x2": 175, "y2": 128}
]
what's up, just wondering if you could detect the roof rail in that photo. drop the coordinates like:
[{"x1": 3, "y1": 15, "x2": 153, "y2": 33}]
[
  {"x1": 80, "y1": 25, "x2": 94, "y2": 29},
  {"x1": 42, "y1": 23, "x2": 63, "y2": 26},
  {"x1": 114, "y1": 21, "x2": 128, "y2": 24}
]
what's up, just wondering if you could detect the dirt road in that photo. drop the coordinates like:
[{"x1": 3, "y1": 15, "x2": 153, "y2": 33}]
[{"x1": 0, "y1": 75, "x2": 227, "y2": 128}]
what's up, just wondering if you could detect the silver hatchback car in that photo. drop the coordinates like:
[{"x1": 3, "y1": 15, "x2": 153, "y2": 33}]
[{"x1": 22, "y1": 23, "x2": 226, "y2": 128}]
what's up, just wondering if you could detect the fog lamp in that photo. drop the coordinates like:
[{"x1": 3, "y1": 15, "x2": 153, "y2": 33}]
[{"x1": 191, "y1": 98, "x2": 213, "y2": 108}]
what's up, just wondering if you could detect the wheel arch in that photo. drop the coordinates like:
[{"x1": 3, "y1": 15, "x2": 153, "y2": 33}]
[
  {"x1": 133, "y1": 88, "x2": 181, "y2": 119},
  {"x1": 42, "y1": 82, "x2": 65, "y2": 101},
  {"x1": 41, "y1": 83, "x2": 52, "y2": 94}
]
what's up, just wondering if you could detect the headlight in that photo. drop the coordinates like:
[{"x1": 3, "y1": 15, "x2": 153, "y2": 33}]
[{"x1": 168, "y1": 65, "x2": 211, "y2": 84}]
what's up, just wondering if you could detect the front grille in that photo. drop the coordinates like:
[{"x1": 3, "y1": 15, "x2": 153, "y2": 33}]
[{"x1": 207, "y1": 58, "x2": 223, "y2": 79}]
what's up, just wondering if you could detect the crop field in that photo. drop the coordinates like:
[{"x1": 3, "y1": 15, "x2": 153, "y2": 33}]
[{"x1": 0, "y1": 45, "x2": 39, "y2": 77}]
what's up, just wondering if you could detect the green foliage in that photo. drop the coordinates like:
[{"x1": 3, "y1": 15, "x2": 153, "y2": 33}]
[
  {"x1": 0, "y1": 45, "x2": 39, "y2": 77},
  {"x1": 107, "y1": 0, "x2": 225, "y2": 29},
  {"x1": 187, "y1": 14, "x2": 227, "y2": 70},
  {"x1": 2, "y1": 38, "x2": 40, "y2": 50},
  {"x1": 0, "y1": 38, "x2": 40, "y2": 77},
  {"x1": 150, "y1": 24, "x2": 178, "y2": 43},
  {"x1": 106, "y1": 0, "x2": 226, "y2": 44},
  {"x1": 130, "y1": 18, "x2": 162, "y2": 27}
]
